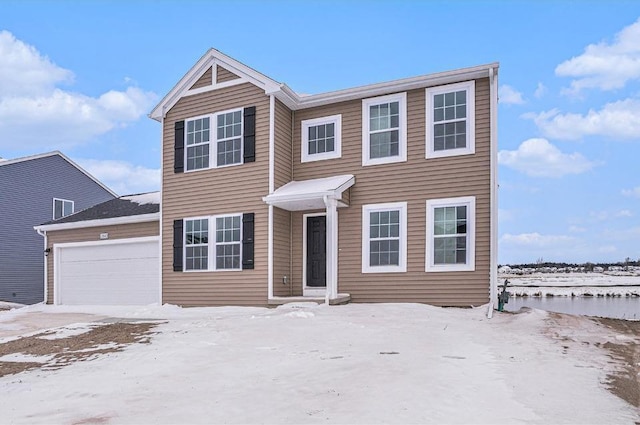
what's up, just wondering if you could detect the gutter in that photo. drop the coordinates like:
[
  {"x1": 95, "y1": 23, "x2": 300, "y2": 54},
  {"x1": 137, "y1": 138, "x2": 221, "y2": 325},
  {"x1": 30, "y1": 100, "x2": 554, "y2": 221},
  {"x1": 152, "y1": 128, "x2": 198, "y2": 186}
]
[
  {"x1": 36, "y1": 228, "x2": 48, "y2": 304},
  {"x1": 487, "y1": 65, "x2": 499, "y2": 319}
]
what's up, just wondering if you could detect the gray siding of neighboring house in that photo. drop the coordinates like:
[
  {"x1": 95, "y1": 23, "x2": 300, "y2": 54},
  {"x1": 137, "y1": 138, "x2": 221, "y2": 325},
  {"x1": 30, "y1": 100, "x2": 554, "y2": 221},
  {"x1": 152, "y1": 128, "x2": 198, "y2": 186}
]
[{"x1": 0, "y1": 155, "x2": 115, "y2": 304}]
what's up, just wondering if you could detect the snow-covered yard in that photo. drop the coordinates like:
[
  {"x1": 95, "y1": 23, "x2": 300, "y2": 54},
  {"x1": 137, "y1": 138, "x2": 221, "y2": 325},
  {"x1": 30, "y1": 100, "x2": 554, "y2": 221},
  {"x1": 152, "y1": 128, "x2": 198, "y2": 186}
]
[{"x1": 0, "y1": 302, "x2": 638, "y2": 424}]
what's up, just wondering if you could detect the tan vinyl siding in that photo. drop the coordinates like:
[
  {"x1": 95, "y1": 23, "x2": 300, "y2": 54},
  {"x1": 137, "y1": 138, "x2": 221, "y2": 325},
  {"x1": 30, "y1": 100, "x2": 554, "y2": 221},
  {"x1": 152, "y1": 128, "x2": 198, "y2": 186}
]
[
  {"x1": 289, "y1": 78, "x2": 491, "y2": 306},
  {"x1": 190, "y1": 67, "x2": 213, "y2": 90},
  {"x1": 216, "y1": 65, "x2": 241, "y2": 83},
  {"x1": 274, "y1": 99, "x2": 293, "y2": 189},
  {"x1": 272, "y1": 207, "x2": 294, "y2": 297},
  {"x1": 45, "y1": 221, "x2": 159, "y2": 304},
  {"x1": 163, "y1": 82, "x2": 270, "y2": 306}
]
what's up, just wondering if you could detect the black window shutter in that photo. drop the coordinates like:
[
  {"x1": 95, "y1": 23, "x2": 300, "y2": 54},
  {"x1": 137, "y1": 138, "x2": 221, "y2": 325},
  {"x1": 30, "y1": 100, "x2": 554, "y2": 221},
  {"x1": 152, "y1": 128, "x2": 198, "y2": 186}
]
[
  {"x1": 242, "y1": 213, "x2": 255, "y2": 269},
  {"x1": 243, "y1": 107, "x2": 256, "y2": 163},
  {"x1": 174, "y1": 121, "x2": 185, "y2": 173},
  {"x1": 173, "y1": 219, "x2": 184, "y2": 271}
]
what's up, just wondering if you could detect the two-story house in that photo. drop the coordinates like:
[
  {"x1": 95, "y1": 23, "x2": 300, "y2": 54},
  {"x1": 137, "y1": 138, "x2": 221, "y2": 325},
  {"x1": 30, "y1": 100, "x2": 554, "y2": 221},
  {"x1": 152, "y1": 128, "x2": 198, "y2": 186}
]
[
  {"x1": 150, "y1": 49, "x2": 499, "y2": 307},
  {"x1": 0, "y1": 151, "x2": 116, "y2": 304}
]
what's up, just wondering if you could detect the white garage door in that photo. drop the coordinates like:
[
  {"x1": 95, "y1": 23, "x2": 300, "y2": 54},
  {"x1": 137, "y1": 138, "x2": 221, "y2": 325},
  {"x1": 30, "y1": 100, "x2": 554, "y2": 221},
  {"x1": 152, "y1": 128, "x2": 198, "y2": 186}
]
[{"x1": 55, "y1": 237, "x2": 159, "y2": 305}]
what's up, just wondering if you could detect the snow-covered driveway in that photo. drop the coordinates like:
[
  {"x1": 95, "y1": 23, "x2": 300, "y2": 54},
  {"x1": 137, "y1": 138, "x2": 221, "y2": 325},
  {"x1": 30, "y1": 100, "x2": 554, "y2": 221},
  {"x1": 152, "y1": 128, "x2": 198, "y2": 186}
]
[{"x1": 0, "y1": 303, "x2": 638, "y2": 424}]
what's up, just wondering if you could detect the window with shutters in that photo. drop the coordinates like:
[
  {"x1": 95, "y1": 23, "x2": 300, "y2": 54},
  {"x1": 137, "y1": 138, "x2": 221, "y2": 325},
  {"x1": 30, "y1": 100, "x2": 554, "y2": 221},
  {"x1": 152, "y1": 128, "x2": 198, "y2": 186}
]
[
  {"x1": 53, "y1": 198, "x2": 74, "y2": 220},
  {"x1": 425, "y1": 196, "x2": 475, "y2": 272},
  {"x1": 425, "y1": 81, "x2": 475, "y2": 159},
  {"x1": 183, "y1": 214, "x2": 244, "y2": 271},
  {"x1": 301, "y1": 114, "x2": 342, "y2": 163},
  {"x1": 362, "y1": 93, "x2": 407, "y2": 166},
  {"x1": 184, "y1": 108, "x2": 244, "y2": 172}
]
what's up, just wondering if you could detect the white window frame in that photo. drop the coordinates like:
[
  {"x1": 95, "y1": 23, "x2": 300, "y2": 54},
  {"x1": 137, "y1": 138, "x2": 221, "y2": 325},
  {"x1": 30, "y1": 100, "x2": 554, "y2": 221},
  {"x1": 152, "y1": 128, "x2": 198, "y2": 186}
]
[
  {"x1": 183, "y1": 213, "x2": 243, "y2": 272},
  {"x1": 301, "y1": 114, "x2": 342, "y2": 163},
  {"x1": 362, "y1": 202, "x2": 407, "y2": 273},
  {"x1": 184, "y1": 108, "x2": 244, "y2": 173},
  {"x1": 52, "y1": 198, "x2": 74, "y2": 220},
  {"x1": 425, "y1": 196, "x2": 476, "y2": 273},
  {"x1": 425, "y1": 81, "x2": 475, "y2": 159},
  {"x1": 362, "y1": 93, "x2": 407, "y2": 166}
]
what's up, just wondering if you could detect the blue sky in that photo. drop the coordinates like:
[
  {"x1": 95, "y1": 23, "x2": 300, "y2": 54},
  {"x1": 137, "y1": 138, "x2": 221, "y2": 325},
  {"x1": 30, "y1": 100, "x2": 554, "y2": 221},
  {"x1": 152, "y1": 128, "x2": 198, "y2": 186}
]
[{"x1": 1, "y1": 1, "x2": 639, "y2": 264}]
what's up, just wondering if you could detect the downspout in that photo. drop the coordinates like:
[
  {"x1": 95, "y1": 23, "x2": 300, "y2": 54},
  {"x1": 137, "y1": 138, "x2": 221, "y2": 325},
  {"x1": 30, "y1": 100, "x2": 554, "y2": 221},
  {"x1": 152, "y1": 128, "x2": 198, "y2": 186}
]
[
  {"x1": 36, "y1": 228, "x2": 47, "y2": 304},
  {"x1": 268, "y1": 95, "x2": 275, "y2": 301},
  {"x1": 488, "y1": 66, "x2": 499, "y2": 318},
  {"x1": 290, "y1": 110, "x2": 294, "y2": 296},
  {"x1": 159, "y1": 115, "x2": 164, "y2": 305}
]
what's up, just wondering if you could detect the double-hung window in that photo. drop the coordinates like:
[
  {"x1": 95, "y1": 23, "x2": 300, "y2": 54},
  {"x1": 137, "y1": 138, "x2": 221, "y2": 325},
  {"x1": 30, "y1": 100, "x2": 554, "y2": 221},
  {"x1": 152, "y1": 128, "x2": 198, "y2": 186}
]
[
  {"x1": 426, "y1": 81, "x2": 475, "y2": 158},
  {"x1": 426, "y1": 196, "x2": 475, "y2": 272},
  {"x1": 301, "y1": 115, "x2": 342, "y2": 162},
  {"x1": 185, "y1": 108, "x2": 243, "y2": 171},
  {"x1": 184, "y1": 214, "x2": 242, "y2": 271},
  {"x1": 362, "y1": 202, "x2": 407, "y2": 273},
  {"x1": 362, "y1": 93, "x2": 407, "y2": 166},
  {"x1": 53, "y1": 198, "x2": 74, "y2": 220}
]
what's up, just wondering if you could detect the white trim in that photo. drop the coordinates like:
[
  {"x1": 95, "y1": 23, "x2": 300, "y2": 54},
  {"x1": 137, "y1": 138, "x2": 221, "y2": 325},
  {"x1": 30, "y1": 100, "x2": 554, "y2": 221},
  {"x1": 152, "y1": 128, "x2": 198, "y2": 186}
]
[
  {"x1": 34, "y1": 212, "x2": 159, "y2": 232},
  {"x1": 489, "y1": 66, "x2": 499, "y2": 310},
  {"x1": 183, "y1": 214, "x2": 243, "y2": 272},
  {"x1": 425, "y1": 196, "x2": 476, "y2": 273},
  {"x1": 361, "y1": 202, "x2": 407, "y2": 273},
  {"x1": 159, "y1": 116, "x2": 164, "y2": 306},
  {"x1": 268, "y1": 205, "x2": 274, "y2": 299},
  {"x1": 362, "y1": 93, "x2": 407, "y2": 166},
  {"x1": 0, "y1": 151, "x2": 117, "y2": 197},
  {"x1": 324, "y1": 197, "x2": 339, "y2": 303},
  {"x1": 36, "y1": 228, "x2": 48, "y2": 303},
  {"x1": 53, "y1": 236, "x2": 159, "y2": 305},
  {"x1": 52, "y1": 198, "x2": 74, "y2": 220},
  {"x1": 184, "y1": 108, "x2": 244, "y2": 173},
  {"x1": 425, "y1": 81, "x2": 475, "y2": 159},
  {"x1": 302, "y1": 212, "x2": 327, "y2": 296},
  {"x1": 184, "y1": 78, "x2": 247, "y2": 97},
  {"x1": 269, "y1": 95, "x2": 275, "y2": 193},
  {"x1": 301, "y1": 114, "x2": 342, "y2": 163}
]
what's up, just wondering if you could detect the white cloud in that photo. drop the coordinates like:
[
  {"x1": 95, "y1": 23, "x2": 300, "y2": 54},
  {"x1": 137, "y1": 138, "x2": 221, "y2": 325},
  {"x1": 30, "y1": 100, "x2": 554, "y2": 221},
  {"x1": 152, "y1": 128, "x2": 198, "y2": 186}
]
[
  {"x1": 77, "y1": 158, "x2": 160, "y2": 195},
  {"x1": 556, "y1": 17, "x2": 640, "y2": 94},
  {"x1": 0, "y1": 31, "x2": 157, "y2": 150},
  {"x1": 622, "y1": 186, "x2": 640, "y2": 198},
  {"x1": 498, "y1": 138, "x2": 595, "y2": 177},
  {"x1": 568, "y1": 225, "x2": 587, "y2": 233},
  {"x1": 588, "y1": 209, "x2": 633, "y2": 221},
  {"x1": 534, "y1": 82, "x2": 547, "y2": 99},
  {"x1": 500, "y1": 232, "x2": 576, "y2": 247},
  {"x1": 598, "y1": 245, "x2": 617, "y2": 254},
  {"x1": 524, "y1": 98, "x2": 640, "y2": 141},
  {"x1": 616, "y1": 209, "x2": 633, "y2": 217},
  {"x1": 498, "y1": 84, "x2": 525, "y2": 104}
]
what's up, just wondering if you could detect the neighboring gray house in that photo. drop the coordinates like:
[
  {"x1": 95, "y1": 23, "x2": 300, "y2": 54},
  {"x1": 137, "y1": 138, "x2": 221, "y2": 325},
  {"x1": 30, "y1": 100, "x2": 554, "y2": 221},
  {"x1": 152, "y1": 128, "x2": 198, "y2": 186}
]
[{"x1": 0, "y1": 151, "x2": 116, "y2": 304}]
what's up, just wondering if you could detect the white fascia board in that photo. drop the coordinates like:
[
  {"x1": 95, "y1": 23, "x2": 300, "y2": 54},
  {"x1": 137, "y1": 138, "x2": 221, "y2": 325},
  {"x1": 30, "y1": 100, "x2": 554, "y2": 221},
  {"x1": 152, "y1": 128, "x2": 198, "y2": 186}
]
[
  {"x1": 292, "y1": 64, "x2": 498, "y2": 110},
  {"x1": 0, "y1": 150, "x2": 61, "y2": 167},
  {"x1": 149, "y1": 48, "x2": 283, "y2": 121},
  {"x1": 34, "y1": 212, "x2": 159, "y2": 232}
]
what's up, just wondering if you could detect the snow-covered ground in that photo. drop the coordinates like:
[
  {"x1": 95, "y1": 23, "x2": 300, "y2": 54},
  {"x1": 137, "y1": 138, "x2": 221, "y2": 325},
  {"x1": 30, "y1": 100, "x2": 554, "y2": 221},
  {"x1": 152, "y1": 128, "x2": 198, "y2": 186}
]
[
  {"x1": 1, "y1": 302, "x2": 638, "y2": 424},
  {"x1": 501, "y1": 272, "x2": 640, "y2": 297}
]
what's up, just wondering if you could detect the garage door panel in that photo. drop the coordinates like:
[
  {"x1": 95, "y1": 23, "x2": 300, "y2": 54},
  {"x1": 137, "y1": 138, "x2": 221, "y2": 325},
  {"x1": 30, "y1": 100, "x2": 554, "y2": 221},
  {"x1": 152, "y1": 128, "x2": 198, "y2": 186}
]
[{"x1": 56, "y1": 239, "x2": 159, "y2": 305}]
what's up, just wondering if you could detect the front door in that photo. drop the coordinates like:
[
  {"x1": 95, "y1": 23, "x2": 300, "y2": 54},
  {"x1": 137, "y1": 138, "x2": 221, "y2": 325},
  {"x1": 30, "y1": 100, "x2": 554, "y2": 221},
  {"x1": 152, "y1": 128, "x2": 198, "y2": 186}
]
[{"x1": 306, "y1": 216, "x2": 326, "y2": 288}]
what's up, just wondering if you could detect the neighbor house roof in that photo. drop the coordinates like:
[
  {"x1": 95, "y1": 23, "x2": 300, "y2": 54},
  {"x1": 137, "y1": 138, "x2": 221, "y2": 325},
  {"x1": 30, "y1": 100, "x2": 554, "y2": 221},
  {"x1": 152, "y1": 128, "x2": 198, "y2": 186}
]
[
  {"x1": 0, "y1": 151, "x2": 117, "y2": 197},
  {"x1": 149, "y1": 48, "x2": 499, "y2": 120},
  {"x1": 34, "y1": 192, "x2": 160, "y2": 231}
]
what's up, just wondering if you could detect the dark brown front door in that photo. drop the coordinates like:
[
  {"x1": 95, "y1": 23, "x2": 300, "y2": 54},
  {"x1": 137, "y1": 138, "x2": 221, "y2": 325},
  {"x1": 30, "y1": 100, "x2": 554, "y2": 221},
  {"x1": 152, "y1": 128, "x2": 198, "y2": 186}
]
[{"x1": 306, "y1": 216, "x2": 326, "y2": 288}]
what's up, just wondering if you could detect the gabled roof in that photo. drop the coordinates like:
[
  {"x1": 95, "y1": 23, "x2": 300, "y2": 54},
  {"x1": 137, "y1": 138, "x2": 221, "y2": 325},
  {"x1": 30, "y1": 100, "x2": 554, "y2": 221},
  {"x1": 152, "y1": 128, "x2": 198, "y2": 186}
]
[
  {"x1": 35, "y1": 192, "x2": 160, "y2": 231},
  {"x1": 263, "y1": 175, "x2": 354, "y2": 211},
  {"x1": 149, "y1": 48, "x2": 499, "y2": 120},
  {"x1": 0, "y1": 151, "x2": 117, "y2": 197}
]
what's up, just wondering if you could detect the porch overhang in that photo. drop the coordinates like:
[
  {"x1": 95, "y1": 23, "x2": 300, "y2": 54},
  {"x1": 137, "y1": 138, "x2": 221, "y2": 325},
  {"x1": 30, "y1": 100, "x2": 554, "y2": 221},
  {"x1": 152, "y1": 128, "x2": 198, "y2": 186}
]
[{"x1": 262, "y1": 174, "x2": 355, "y2": 211}]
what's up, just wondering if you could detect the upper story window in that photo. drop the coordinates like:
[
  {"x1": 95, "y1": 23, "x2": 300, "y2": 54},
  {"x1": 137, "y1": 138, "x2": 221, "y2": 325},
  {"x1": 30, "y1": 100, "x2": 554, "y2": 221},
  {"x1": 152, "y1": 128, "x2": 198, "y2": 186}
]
[
  {"x1": 362, "y1": 93, "x2": 407, "y2": 166},
  {"x1": 426, "y1": 196, "x2": 475, "y2": 272},
  {"x1": 362, "y1": 202, "x2": 407, "y2": 273},
  {"x1": 426, "y1": 81, "x2": 475, "y2": 159},
  {"x1": 185, "y1": 108, "x2": 243, "y2": 172},
  {"x1": 301, "y1": 114, "x2": 342, "y2": 163},
  {"x1": 53, "y1": 198, "x2": 74, "y2": 220}
]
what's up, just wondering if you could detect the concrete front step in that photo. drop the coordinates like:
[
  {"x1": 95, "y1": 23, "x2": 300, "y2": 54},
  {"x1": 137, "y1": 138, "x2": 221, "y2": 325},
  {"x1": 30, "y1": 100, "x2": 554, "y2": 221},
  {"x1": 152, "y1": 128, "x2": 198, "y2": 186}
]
[{"x1": 268, "y1": 293, "x2": 351, "y2": 306}]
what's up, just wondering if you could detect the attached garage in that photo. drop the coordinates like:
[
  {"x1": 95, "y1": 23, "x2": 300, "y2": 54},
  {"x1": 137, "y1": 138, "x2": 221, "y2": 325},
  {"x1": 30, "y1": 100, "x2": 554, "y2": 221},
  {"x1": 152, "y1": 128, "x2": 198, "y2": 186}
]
[
  {"x1": 55, "y1": 237, "x2": 159, "y2": 305},
  {"x1": 35, "y1": 193, "x2": 160, "y2": 305}
]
